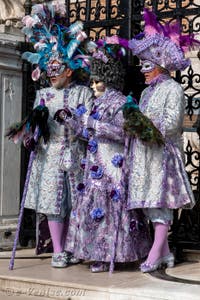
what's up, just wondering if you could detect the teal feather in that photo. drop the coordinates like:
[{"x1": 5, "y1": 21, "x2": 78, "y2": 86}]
[
  {"x1": 122, "y1": 94, "x2": 164, "y2": 146},
  {"x1": 5, "y1": 105, "x2": 50, "y2": 145}
]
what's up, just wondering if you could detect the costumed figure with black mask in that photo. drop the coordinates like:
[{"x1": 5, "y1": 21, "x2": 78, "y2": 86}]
[
  {"x1": 126, "y1": 9, "x2": 198, "y2": 272},
  {"x1": 6, "y1": 2, "x2": 93, "y2": 269}
]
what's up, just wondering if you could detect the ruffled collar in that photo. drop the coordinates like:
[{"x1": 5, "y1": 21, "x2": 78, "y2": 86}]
[
  {"x1": 139, "y1": 73, "x2": 171, "y2": 111},
  {"x1": 94, "y1": 88, "x2": 119, "y2": 105},
  {"x1": 149, "y1": 73, "x2": 171, "y2": 87}
]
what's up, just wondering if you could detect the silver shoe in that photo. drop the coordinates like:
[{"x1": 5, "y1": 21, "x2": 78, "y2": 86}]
[
  {"x1": 161, "y1": 253, "x2": 175, "y2": 268},
  {"x1": 67, "y1": 252, "x2": 81, "y2": 265},
  {"x1": 90, "y1": 262, "x2": 109, "y2": 273},
  {"x1": 51, "y1": 251, "x2": 68, "y2": 268},
  {"x1": 140, "y1": 258, "x2": 162, "y2": 273}
]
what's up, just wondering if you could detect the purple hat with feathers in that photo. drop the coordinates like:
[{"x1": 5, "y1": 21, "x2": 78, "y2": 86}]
[{"x1": 128, "y1": 9, "x2": 200, "y2": 72}]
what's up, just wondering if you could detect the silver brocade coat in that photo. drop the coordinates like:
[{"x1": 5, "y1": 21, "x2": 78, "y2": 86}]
[
  {"x1": 127, "y1": 76, "x2": 195, "y2": 210},
  {"x1": 24, "y1": 84, "x2": 93, "y2": 215}
]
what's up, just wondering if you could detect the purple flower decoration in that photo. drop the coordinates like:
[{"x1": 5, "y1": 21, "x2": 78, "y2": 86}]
[
  {"x1": 77, "y1": 183, "x2": 85, "y2": 193},
  {"x1": 90, "y1": 165, "x2": 103, "y2": 179},
  {"x1": 75, "y1": 104, "x2": 87, "y2": 117},
  {"x1": 87, "y1": 139, "x2": 98, "y2": 154},
  {"x1": 91, "y1": 111, "x2": 100, "y2": 120},
  {"x1": 82, "y1": 128, "x2": 89, "y2": 139},
  {"x1": 46, "y1": 92, "x2": 55, "y2": 102},
  {"x1": 80, "y1": 158, "x2": 86, "y2": 169},
  {"x1": 72, "y1": 210, "x2": 77, "y2": 218},
  {"x1": 110, "y1": 188, "x2": 121, "y2": 202},
  {"x1": 111, "y1": 154, "x2": 123, "y2": 167},
  {"x1": 90, "y1": 107, "x2": 100, "y2": 120},
  {"x1": 90, "y1": 208, "x2": 104, "y2": 222}
]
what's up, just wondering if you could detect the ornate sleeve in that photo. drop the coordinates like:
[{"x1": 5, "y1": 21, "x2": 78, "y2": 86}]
[
  {"x1": 163, "y1": 83, "x2": 185, "y2": 137},
  {"x1": 87, "y1": 109, "x2": 125, "y2": 142}
]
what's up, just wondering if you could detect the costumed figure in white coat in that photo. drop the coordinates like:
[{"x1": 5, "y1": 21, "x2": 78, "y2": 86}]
[
  {"x1": 6, "y1": 3, "x2": 93, "y2": 268},
  {"x1": 125, "y1": 9, "x2": 198, "y2": 272}
]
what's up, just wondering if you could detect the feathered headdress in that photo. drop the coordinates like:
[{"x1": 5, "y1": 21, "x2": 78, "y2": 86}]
[
  {"x1": 87, "y1": 35, "x2": 129, "y2": 62},
  {"x1": 129, "y1": 8, "x2": 200, "y2": 71},
  {"x1": 86, "y1": 35, "x2": 128, "y2": 89},
  {"x1": 21, "y1": 2, "x2": 90, "y2": 81}
]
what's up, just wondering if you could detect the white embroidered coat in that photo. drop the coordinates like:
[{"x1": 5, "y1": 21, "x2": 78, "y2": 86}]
[
  {"x1": 24, "y1": 84, "x2": 93, "y2": 216},
  {"x1": 127, "y1": 76, "x2": 195, "y2": 210}
]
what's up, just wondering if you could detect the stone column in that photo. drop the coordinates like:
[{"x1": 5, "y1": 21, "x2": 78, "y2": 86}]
[{"x1": 0, "y1": 28, "x2": 24, "y2": 249}]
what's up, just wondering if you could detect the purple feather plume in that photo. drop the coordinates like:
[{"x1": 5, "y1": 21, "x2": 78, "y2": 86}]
[
  {"x1": 143, "y1": 8, "x2": 162, "y2": 35},
  {"x1": 118, "y1": 37, "x2": 129, "y2": 48},
  {"x1": 162, "y1": 21, "x2": 180, "y2": 42},
  {"x1": 180, "y1": 34, "x2": 200, "y2": 52},
  {"x1": 143, "y1": 8, "x2": 200, "y2": 53}
]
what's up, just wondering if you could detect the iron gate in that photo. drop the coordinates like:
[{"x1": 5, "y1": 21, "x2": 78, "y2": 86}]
[{"x1": 20, "y1": 0, "x2": 200, "y2": 256}]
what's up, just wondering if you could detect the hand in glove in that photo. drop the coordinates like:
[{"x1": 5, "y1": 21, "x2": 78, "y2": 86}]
[{"x1": 53, "y1": 108, "x2": 72, "y2": 123}]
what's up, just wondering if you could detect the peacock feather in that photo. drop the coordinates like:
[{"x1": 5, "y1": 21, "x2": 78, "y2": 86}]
[
  {"x1": 122, "y1": 94, "x2": 164, "y2": 146},
  {"x1": 5, "y1": 104, "x2": 50, "y2": 150}
]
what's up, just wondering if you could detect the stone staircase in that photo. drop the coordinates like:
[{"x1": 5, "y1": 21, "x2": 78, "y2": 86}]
[{"x1": 0, "y1": 249, "x2": 200, "y2": 300}]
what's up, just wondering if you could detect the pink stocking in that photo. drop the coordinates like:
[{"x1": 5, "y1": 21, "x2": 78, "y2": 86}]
[
  {"x1": 146, "y1": 222, "x2": 169, "y2": 264},
  {"x1": 48, "y1": 221, "x2": 66, "y2": 254},
  {"x1": 161, "y1": 236, "x2": 170, "y2": 257}
]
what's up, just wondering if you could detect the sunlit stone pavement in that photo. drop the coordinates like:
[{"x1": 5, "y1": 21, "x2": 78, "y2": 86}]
[{"x1": 0, "y1": 249, "x2": 200, "y2": 300}]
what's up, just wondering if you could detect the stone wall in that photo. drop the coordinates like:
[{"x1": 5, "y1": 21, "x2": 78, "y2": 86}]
[{"x1": 0, "y1": 38, "x2": 23, "y2": 249}]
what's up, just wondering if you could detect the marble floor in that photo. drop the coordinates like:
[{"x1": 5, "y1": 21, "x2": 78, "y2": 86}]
[{"x1": 0, "y1": 249, "x2": 200, "y2": 300}]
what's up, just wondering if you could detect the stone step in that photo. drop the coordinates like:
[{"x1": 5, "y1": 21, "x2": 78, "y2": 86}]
[
  {"x1": 1, "y1": 249, "x2": 200, "y2": 300},
  {"x1": 183, "y1": 249, "x2": 200, "y2": 261}
]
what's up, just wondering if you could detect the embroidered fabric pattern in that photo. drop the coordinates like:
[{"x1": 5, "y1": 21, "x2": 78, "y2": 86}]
[{"x1": 24, "y1": 85, "x2": 93, "y2": 216}]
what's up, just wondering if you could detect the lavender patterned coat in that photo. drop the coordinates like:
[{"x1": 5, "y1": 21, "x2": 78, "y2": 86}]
[
  {"x1": 65, "y1": 88, "x2": 151, "y2": 263},
  {"x1": 127, "y1": 75, "x2": 195, "y2": 210}
]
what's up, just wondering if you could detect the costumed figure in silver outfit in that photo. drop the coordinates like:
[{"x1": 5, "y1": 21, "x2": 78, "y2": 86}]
[
  {"x1": 7, "y1": 3, "x2": 93, "y2": 268},
  {"x1": 126, "y1": 9, "x2": 198, "y2": 272}
]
